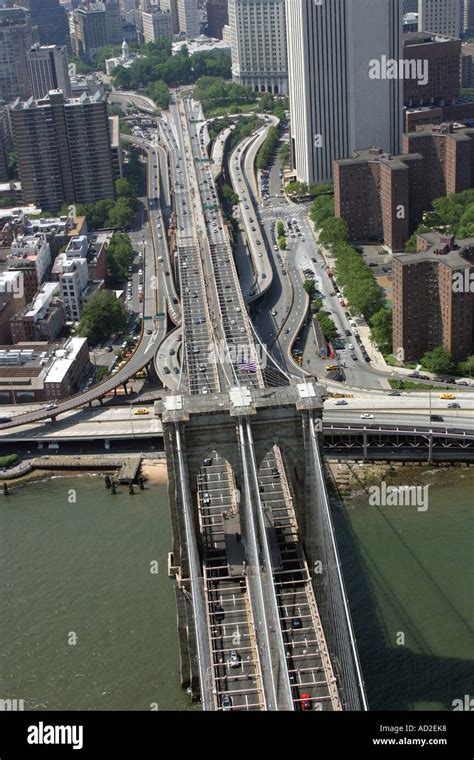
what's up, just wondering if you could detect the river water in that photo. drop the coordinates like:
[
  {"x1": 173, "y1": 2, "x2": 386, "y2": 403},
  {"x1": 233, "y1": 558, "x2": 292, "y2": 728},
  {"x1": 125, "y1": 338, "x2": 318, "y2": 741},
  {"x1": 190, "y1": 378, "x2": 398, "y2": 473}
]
[{"x1": 0, "y1": 469, "x2": 472, "y2": 711}]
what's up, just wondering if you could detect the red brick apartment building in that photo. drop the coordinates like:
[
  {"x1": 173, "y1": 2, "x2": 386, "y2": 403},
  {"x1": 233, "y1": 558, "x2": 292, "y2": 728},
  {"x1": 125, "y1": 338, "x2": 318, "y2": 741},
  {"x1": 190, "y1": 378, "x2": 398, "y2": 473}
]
[
  {"x1": 392, "y1": 232, "x2": 474, "y2": 363},
  {"x1": 335, "y1": 123, "x2": 474, "y2": 251}
]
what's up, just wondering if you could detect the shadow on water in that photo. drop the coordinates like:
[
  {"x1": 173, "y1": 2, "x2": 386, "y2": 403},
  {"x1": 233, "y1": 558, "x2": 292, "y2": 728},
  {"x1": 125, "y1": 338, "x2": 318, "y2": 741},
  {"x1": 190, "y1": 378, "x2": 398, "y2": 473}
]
[{"x1": 327, "y1": 468, "x2": 474, "y2": 711}]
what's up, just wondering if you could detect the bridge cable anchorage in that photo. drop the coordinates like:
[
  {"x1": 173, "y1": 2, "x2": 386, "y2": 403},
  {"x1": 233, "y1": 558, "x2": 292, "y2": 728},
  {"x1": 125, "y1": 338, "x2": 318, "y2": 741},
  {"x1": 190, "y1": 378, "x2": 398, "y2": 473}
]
[
  {"x1": 175, "y1": 423, "x2": 216, "y2": 710},
  {"x1": 309, "y1": 416, "x2": 369, "y2": 711}
]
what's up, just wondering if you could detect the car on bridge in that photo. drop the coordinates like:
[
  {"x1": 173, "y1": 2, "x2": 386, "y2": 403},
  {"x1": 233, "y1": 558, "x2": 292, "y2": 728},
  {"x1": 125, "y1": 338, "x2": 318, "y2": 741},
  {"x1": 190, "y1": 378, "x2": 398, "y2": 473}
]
[
  {"x1": 360, "y1": 413, "x2": 374, "y2": 420},
  {"x1": 440, "y1": 393, "x2": 456, "y2": 400},
  {"x1": 134, "y1": 408, "x2": 149, "y2": 415}
]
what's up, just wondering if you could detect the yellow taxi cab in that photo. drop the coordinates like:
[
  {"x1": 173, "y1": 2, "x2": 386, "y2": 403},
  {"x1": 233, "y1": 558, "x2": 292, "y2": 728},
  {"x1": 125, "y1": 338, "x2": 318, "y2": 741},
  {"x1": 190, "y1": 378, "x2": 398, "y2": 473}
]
[
  {"x1": 439, "y1": 393, "x2": 456, "y2": 400},
  {"x1": 325, "y1": 364, "x2": 339, "y2": 372},
  {"x1": 134, "y1": 408, "x2": 149, "y2": 415}
]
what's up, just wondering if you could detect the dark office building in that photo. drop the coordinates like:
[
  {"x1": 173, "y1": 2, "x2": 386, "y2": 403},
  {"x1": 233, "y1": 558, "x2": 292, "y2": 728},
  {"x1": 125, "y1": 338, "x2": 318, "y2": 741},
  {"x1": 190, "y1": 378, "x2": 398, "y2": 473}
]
[
  {"x1": 206, "y1": 0, "x2": 227, "y2": 39},
  {"x1": 27, "y1": 0, "x2": 69, "y2": 47}
]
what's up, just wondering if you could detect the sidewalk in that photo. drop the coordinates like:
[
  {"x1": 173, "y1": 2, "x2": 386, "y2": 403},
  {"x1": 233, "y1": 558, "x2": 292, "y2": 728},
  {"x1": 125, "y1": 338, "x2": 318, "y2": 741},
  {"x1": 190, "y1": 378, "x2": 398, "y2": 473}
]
[{"x1": 307, "y1": 218, "x2": 390, "y2": 373}]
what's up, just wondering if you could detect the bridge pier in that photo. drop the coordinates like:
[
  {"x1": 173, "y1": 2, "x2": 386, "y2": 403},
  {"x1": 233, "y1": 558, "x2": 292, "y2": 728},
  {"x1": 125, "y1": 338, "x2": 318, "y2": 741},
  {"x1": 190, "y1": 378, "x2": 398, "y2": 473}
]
[{"x1": 157, "y1": 383, "x2": 366, "y2": 710}]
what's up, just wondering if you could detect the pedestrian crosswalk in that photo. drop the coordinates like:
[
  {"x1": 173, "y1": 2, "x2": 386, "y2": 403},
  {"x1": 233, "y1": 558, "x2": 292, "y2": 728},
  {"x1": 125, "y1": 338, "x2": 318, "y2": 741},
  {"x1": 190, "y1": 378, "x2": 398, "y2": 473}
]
[{"x1": 261, "y1": 203, "x2": 306, "y2": 219}]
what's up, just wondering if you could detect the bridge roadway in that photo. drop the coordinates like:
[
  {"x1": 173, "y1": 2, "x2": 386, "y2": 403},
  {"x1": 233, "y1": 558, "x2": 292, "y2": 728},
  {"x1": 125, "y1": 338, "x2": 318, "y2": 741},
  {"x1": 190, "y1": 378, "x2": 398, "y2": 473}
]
[
  {"x1": 229, "y1": 126, "x2": 274, "y2": 297},
  {"x1": 161, "y1": 95, "x2": 352, "y2": 711}
]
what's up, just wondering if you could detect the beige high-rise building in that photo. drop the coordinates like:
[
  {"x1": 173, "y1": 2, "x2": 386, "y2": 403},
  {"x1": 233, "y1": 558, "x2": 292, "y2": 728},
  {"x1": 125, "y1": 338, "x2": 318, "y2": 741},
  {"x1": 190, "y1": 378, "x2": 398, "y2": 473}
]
[
  {"x1": 177, "y1": 0, "x2": 199, "y2": 39},
  {"x1": 418, "y1": 0, "x2": 461, "y2": 37},
  {"x1": 229, "y1": 0, "x2": 288, "y2": 95},
  {"x1": 10, "y1": 90, "x2": 116, "y2": 212},
  {"x1": 141, "y1": 8, "x2": 172, "y2": 42},
  {"x1": 160, "y1": 0, "x2": 179, "y2": 34}
]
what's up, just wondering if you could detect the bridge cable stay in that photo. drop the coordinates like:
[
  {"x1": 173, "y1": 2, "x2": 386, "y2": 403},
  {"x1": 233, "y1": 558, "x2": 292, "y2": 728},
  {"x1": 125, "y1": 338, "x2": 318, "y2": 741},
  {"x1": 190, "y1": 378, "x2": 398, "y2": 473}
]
[
  {"x1": 308, "y1": 417, "x2": 369, "y2": 711},
  {"x1": 236, "y1": 419, "x2": 277, "y2": 710},
  {"x1": 174, "y1": 423, "x2": 216, "y2": 711},
  {"x1": 245, "y1": 421, "x2": 295, "y2": 710}
]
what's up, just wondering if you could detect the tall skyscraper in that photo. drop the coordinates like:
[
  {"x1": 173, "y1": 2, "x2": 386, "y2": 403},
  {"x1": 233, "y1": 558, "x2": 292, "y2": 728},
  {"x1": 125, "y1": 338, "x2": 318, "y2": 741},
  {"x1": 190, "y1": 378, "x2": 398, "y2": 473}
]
[
  {"x1": 27, "y1": 0, "x2": 69, "y2": 48},
  {"x1": 177, "y1": 0, "x2": 199, "y2": 40},
  {"x1": 160, "y1": 0, "x2": 179, "y2": 34},
  {"x1": 10, "y1": 90, "x2": 116, "y2": 211},
  {"x1": 463, "y1": 0, "x2": 474, "y2": 33},
  {"x1": 418, "y1": 0, "x2": 461, "y2": 37},
  {"x1": 104, "y1": 0, "x2": 123, "y2": 44},
  {"x1": 0, "y1": 6, "x2": 33, "y2": 103},
  {"x1": 141, "y1": 8, "x2": 172, "y2": 42},
  {"x1": 229, "y1": 0, "x2": 287, "y2": 95},
  {"x1": 286, "y1": 0, "x2": 403, "y2": 185},
  {"x1": 27, "y1": 44, "x2": 72, "y2": 99},
  {"x1": 206, "y1": 0, "x2": 228, "y2": 39},
  {"x1": 72, "y1": 1, "x2": 123, "y2": 61}
]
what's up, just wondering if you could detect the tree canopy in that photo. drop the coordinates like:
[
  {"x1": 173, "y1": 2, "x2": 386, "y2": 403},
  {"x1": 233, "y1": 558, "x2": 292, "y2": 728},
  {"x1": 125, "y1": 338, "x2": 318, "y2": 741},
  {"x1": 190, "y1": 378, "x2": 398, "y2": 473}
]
[
  {"x1": 370, "y1": 307, "x2": 393, "y2": 354},
  {"x1": 421, "y1": 346, "x2": 454, "y2": 374},
  {"x1": 78, "y1": 290, "x2": 127, "y2": 345},
  {"x1": 106, "y1": 232, "x2": 133, "y2": 285},
  {"x1": 256, "y1": 126, "x2": 279, "y2": 170},
  {"x1": 113, "y1": 46, "x2": 231, "y2": 91}
]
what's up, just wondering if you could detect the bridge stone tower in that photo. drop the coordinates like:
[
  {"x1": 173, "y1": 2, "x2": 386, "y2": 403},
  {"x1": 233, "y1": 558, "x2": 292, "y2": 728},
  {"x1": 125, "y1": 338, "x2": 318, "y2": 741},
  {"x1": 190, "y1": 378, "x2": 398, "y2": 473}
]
[{"x1": 156, "y1": 381, "x2": 365, "y2": 709}]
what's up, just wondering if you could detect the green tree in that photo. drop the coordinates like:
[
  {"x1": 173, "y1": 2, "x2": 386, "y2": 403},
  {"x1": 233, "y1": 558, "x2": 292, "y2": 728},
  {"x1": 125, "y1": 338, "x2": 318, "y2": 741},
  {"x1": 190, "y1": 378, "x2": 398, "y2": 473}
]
[
  {"x1": 303, "y1": 279, "x2": 316, "y2": 296},
  {"x1": 370, "y1": 307, "x2": 393, "y2": 353},
  {"x1": 310, "y1": 195, "x2": 334, "y2": 225},
  {"x1": 145, "y1": 79, "x2": 169, "y2": 109},
  {"x1": 107, "y1": 197, "x2": 135, "y2": 229},
  {"x1": 259, "y1": 93, "x2": 274, "y2": 112},
  {"x1": 78, "y1": 290, "x2": 127, "y2": 345},
  {"x1": 279, "y1": 142, "x2": 290, "y2": 167},
  {"x1": 115, "y1": 177, "x2": 137, "y2": 202},
  {"x1": 278, "y1": 236, "x2": 286, "y2": 250},
  {"x1": 318, "y1": 217, "x2": 348, "y2": 246},
  {"x1": 285, "y1": 180, "x2": 309, "y2": 197},
  {"x1": 316, "y1": 311, "x2": 338, "y2": 342},
  {"x1": 276, "y1": 220, "x2": 285, "y2": 237},
  {"x1": 256, "y1": 126, "x2": 279, "y2": 170},
  {"x1": 458, "y1": 354, "x2": 474, "y2": 376},
  {"x1": 421, "y1": 346, "x2": 454, "y2": 374},
  {"x1": 106, "y1": 232, "x2": 133, "y2": 284}
]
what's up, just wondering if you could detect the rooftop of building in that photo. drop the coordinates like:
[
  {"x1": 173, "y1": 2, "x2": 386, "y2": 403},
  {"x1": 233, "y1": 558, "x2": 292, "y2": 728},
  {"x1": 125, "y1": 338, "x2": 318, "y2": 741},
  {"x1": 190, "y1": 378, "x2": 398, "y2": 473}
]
[
  {"x1": 10, "y1": 89, "x2": 105, "y2": 111},
  {"x1": 407, "y1": 121, "x2": 474, "y2": 140},
  {"x1": 22, "y1": 282, "x2": 61, "y2": 321},
  {"x1": 44, "y1": 336, "x2": 87, "y2": 384},
  {"x1": 403, "y1": 31, "x2": 460, "y2": 46},
  {"x1": 405, "y1": 95, "x2": 474, "y2": 115},
  {"x1": 0, "y1": 7, "x2": 29, "y2": 25},
  {"x1": 336, "y1": 146, "x2": 422, "y2": 168},
  {"x1": 28, "y1": 43, "x2": 66, "y2": 53},
  {"x1": 394, "y1": 232, "x2": 474, "y2": 269},
  {"x1": 172, "y1": 34, "x2": 231, "y2": 55}
]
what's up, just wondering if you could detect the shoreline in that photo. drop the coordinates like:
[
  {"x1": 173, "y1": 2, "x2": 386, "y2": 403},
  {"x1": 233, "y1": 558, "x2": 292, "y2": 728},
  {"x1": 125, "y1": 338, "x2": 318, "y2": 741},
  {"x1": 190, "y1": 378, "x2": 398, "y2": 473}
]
[
  {"x1": 0, "y1": 457, "x2": 169, "y2": 489},
  {"x1": 140, "y1": 458, "x2": 168, "y2": 484}
]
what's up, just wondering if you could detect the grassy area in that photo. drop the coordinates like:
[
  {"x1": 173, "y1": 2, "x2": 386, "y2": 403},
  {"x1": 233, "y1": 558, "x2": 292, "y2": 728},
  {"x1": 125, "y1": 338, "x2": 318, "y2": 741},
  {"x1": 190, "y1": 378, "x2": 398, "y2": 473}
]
[
  {"x1": 204, "y1": 103, "x2": 258, "y2": 118},
  {"x1": 385, "y1": 355, "x2": 418, "y2": 369},
  {"x1": 0, "y1": 454, "x2": 19, "y2": 468},
  {"x1": 388, "y1": 380, "x2": 460, "y2": 391}
]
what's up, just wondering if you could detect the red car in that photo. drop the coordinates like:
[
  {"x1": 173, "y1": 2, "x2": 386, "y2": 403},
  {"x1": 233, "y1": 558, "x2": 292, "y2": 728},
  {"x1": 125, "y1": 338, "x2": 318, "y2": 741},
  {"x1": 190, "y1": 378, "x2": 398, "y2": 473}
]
[{"x1": 301, "y1": 693, "x2": 312, "y2": 711}]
